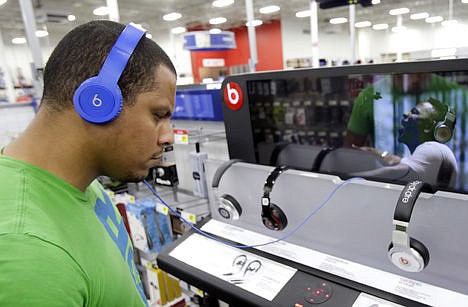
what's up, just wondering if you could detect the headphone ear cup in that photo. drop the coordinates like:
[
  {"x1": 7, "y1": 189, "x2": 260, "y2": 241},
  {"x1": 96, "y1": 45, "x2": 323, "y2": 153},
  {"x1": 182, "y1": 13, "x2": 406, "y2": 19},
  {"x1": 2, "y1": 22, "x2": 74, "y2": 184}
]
[
  {"x1": 217, "y1": 194, "x2": 242, "y2": 220},
  {"x1": 409, "y1": 237, "x2": 430, "y2": 268},
  {"x1": 434, "y1": 124, "x2": 452, "y2": 143},
  {"x1": 262, "y1": 203, "x2": 287, "y2": 231},
  {"x1": 388, "y1": 237, "x2": 429, "y2": 272},
  {"x1": 73, "y1": 77, "x2": 123, "y2": 124}
]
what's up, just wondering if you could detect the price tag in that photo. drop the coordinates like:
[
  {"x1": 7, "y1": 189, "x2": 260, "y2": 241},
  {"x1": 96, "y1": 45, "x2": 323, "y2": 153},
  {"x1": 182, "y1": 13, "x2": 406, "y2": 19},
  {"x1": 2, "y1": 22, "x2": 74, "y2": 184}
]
[
  {"x1": 173, "y1": 129, "x2": 189, "y2": 144},
  {"x1": 156, "y1": 203, "x2": 169, "y2": 215},
  {"x1": 181, "y1": 211, "x2": 196, "y2": 224}
]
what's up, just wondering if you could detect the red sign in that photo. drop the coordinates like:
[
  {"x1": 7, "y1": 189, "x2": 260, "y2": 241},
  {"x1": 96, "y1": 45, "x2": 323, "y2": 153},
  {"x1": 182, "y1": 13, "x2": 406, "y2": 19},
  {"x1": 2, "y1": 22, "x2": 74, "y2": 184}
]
[{"x1": 223, "y1": 82, "x2": 243, "y2": 111}]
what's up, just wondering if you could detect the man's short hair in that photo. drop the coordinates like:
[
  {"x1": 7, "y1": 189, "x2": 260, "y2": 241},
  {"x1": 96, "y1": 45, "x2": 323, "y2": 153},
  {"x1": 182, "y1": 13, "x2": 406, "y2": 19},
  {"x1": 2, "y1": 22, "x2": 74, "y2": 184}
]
[{"x1": 41, "y1": 20, "x2": 176, "y2": 112}]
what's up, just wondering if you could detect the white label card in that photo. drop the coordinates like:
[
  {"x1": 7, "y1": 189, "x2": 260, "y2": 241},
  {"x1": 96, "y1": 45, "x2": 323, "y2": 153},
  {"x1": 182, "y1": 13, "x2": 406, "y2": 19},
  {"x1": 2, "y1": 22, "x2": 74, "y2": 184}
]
[{"x1": 169, "y1": 233, "x2": 297, "y2": 301}]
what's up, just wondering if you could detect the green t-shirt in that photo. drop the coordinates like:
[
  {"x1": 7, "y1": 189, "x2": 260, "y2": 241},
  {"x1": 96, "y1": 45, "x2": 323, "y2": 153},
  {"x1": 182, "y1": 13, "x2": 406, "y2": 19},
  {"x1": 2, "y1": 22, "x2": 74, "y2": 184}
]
[{"x1": 0, "y1": 155, "x2": 147, "y2": 306}]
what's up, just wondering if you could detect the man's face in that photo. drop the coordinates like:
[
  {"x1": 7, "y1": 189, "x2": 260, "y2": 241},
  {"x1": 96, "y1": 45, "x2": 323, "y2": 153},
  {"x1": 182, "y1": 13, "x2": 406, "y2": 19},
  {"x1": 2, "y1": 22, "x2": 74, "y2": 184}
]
[
  {"x1": 99, "y1": 65, "x2": 176, "y2": 182},
  {"x1": 398, "y1": 101, "x2": 436, "y2": 148}
]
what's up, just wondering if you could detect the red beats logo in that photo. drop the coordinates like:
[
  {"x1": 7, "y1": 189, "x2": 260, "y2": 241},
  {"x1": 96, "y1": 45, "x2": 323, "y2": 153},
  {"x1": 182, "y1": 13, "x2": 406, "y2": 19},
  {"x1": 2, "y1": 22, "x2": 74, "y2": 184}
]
[{"x1": 224, "y1": 82, "x2": 243, "y2": 111}]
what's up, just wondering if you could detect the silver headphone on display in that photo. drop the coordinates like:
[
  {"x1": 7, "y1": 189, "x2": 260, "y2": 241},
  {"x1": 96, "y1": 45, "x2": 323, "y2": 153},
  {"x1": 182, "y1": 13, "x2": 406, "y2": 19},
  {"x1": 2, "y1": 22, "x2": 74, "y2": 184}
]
[
  {"x1": 388, "y1": 180, "x2": 431, "y2": 273},
  {"x1": 211, "y1": 159, "x2": 243, "y2": 220},
  {"x1": 434, "y1": 105, "x2": 456, "y2": 143}
]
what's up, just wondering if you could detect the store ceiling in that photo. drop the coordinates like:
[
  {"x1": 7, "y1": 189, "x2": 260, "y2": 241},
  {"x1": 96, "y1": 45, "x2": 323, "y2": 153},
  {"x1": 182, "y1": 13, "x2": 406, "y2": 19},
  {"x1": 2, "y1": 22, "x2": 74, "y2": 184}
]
[{"x1": 0, "y1": 0, "x2": 467, "y2": 46}]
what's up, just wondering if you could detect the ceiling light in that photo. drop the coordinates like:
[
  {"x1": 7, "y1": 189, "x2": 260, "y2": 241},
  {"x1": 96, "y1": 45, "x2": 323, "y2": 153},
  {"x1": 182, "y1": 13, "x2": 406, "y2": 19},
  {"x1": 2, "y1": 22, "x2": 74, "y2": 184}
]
[
  {"x1": 425, "y1": 16, "x2": 443, "y2": 23},
  {"x1": 410, "y1": 12, "x2": 429, "y2": 20},
  {"x1": 0, "y1": 0, "x2": 7, "y2": 6},
  {"x1": 371, "y1": 0, "x2": 380, "y2": 4},
  {"x1": 330, "y1": 17, "x2": 347, "y2": 24},
  {"x1": 442, "y1": 19, "x2": 458, "y2": 26},
  {"x1": 209, "y1": 17, "x2": 227, "y2": 25},
  {"x1": 145, "y1": 33, "x2": 153, "y2": 39},
  {"x1": 35, "y1": 30, "x2": 48, "y2": 38},
  {"x1": 209, "y1": 28, "x2": 222, "y2": 34},
  {"x1": 259, "y1": 5, "x2": 280, "y2": 14},
  {"x1": 389, "y1": 8, "x2": 409, "y2": 15},
  {"x1": 355, "y1": 21, "x2": 372, "y2": 28},
  {"x1": 246, "y1": 20, "x2": 263, "y2": 27},
  {"x1": 296, "y1": 10, "x2": 312, "y2": 18},
  {"x1": 372, "y1": 23, "x2": 388, "y2": 30},
  {"x1": 67, "y1": 14, "x2": 76, "y2": 21},
  {"x1": 163, "y1": 12, "x2": 182, "y2": 21},
  {"x1": 391, "y1": 26, "x2": 407, "y2": 32},
  {"x1": 12, "y1": 37, "x2": 26, "y2": 44},
  {"x1": 212, "y1": 0, "x2": 234, "y2": 7},
  {"x1": 462, "y1": 0, "x2": 468, "y2": 3},
  {"x1": 171, "y1": 27, "x2": 186, "y2": 34},
  {"x1": 93, "y1": 6, "x2": 109, "y2": 16}
]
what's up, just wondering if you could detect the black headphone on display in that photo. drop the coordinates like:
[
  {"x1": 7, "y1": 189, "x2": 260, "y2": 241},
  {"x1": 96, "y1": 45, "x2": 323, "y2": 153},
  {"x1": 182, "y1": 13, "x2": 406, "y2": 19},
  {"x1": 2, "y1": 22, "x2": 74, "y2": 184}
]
[
  {"x1": 211, "y1": 159, "x2": 243, "y2": 220},
  {"x1": 73, "y1": 23, "x2": 146, "y2": 124},
  {"x1": 388, "y1": 180, "x2": 431, "y2": 272},
  {"x1": 433, "y1": 105, "x2": 456, "y2": 143},
  {"x1": 261, "y1": 165, "x2": 289, "y2": 231}
]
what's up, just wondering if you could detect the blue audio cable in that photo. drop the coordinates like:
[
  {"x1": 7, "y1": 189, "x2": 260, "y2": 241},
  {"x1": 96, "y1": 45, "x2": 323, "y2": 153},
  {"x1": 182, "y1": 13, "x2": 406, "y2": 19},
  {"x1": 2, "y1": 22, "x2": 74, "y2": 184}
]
[{"x1": 143, "y1": 177, "x2": 364, "y2": 249}]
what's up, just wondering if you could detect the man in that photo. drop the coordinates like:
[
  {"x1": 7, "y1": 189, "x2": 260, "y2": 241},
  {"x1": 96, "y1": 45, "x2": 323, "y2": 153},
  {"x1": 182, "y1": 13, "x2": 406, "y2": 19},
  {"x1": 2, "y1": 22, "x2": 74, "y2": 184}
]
[
  {"x1": 351, "y1": 98, "x2": 458, "y2": 189},
  {"x1": 0, "y1": 20, "x2": 176, "y2": 306},
  {"x1": 344, "y1": 73, "x2": 461, "y2": 150}
]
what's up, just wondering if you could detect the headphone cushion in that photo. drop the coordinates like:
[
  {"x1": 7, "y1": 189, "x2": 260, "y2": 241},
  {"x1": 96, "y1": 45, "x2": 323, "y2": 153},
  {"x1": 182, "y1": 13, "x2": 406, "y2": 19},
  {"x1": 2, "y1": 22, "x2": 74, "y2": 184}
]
[
  {"x1": 218, "y1": 194, "x2": 242, "y2": 220},
  {"x1": 73, "y1": 76, "x2": 123, "y2": 124},
  {"x1": 409, "y1": 237, "x2": 430, "y2": 267},
  {"x1": 265, "y1": 203, "x2": 288, "y2": 230},
  {"x1": 434, "y1": 124, "x2": 452, "y2": 143},
  {"x1": 388, "y1": 237, "x2": 430, "y2": 270}
]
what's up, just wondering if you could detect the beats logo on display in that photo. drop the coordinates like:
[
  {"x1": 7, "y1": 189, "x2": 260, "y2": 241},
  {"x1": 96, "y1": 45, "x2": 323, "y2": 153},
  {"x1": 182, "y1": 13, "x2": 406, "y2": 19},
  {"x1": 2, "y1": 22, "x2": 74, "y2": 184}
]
[{"x1": 223, "y1": 82, "x2": 243, "y2": 111}]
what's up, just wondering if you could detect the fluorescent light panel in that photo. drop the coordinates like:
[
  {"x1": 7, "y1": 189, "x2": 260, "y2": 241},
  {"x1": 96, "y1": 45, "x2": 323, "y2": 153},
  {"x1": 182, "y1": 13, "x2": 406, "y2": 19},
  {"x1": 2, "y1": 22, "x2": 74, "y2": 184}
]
[
  {"x1": 163, "y1": 12, "x2": 182, "y2": 21},
  {"x1": 355, "y1": 21, "x2": 372, "y2": 28},
  {"x1": 330, "y1": 17, "x2": 347, "y2": 24},
  {"x1": 12, "y1": 37, "x2": 26, "y2": 44},
  {"x1": 296, "y1": 10, "x2": 312, "y2": 18},
  {"x1": 442, "y1": 19, "x2": 458, "y2": 26},
  {"x1": 212, "y1": 0, "x2": 234, "y2": 7},
  {"x1": 246, "y1": 20, "x2": 263, "y2": 27},
  {"x1": 410, "y1": 12, "x2": 429, "y2": 20},
  {"x1": 389, "y1": 7, "x2": 409, "y2": 15},
  {"x1": 426, "y1": 16, "x2": 443, "y2": 23},
  {"x1": 209, "y1": 28, "x2": 222, "y2": 34},
  {"x1": 209, "y1": 17, "x2": 227, "y2": 25},
  {"x1": 372, "y1": 23, "x2": 388, "y2": 30},
  {"x1": 259, "y1": 5, "x2": 280, "y2": 14},
  {"x1": 93, "y1": 6, "x2": 109, "y2": 16},
  {"x1": 171, "y1": 27, "x2": 186, "y2": 34}
]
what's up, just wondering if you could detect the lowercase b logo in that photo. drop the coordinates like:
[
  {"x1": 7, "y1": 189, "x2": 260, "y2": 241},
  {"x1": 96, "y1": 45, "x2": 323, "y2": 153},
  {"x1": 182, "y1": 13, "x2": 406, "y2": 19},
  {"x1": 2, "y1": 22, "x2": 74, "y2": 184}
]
[{"x1": 224, "y1": 82, "x2": 243, "y2": 111}]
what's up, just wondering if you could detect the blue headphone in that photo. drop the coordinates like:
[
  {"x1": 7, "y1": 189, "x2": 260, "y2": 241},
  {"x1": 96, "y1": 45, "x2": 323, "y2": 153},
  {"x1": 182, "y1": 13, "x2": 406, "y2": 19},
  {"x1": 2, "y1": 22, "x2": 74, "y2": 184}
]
[{"x1": 73, "y1": 23, "x2": 146, "y2": 124}]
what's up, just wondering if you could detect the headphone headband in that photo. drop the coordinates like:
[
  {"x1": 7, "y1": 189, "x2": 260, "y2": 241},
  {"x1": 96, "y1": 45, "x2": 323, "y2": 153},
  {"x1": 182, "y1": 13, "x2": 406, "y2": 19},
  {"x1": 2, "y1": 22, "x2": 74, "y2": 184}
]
[
  {"x1": 263, "y1": 165, "x2": 289, "y2": 199},
  {"x1": 98, "y1": 23, "x2": 146, "y2": 85},
  {"x1": 394, "y1": 180, "x2": 432, "y2": 223},
  {"x1": 211, "y1": 159, "x2": 243, "y2": 188}
]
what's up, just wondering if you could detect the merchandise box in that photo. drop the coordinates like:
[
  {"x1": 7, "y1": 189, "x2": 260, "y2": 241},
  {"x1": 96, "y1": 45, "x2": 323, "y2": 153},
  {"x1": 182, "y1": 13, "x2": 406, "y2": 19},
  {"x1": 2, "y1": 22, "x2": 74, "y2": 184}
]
[{"x1": 126, "y1": 198, "x2": 173, "y2": 254}]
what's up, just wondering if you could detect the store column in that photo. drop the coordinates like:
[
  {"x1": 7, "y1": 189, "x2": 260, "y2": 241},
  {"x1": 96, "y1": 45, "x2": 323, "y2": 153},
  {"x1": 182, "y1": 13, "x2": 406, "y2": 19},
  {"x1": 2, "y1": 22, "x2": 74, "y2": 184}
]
[{"x1": 18, "y1": 0, "x2": 43, "y2": 99}]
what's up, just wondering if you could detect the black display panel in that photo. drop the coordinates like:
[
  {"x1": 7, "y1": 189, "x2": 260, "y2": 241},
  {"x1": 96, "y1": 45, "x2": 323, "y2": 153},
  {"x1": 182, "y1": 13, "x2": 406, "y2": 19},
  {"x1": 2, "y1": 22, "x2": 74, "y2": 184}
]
[{"x1": 220, "y1": 59, "x2": 468, "y2": 194}]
